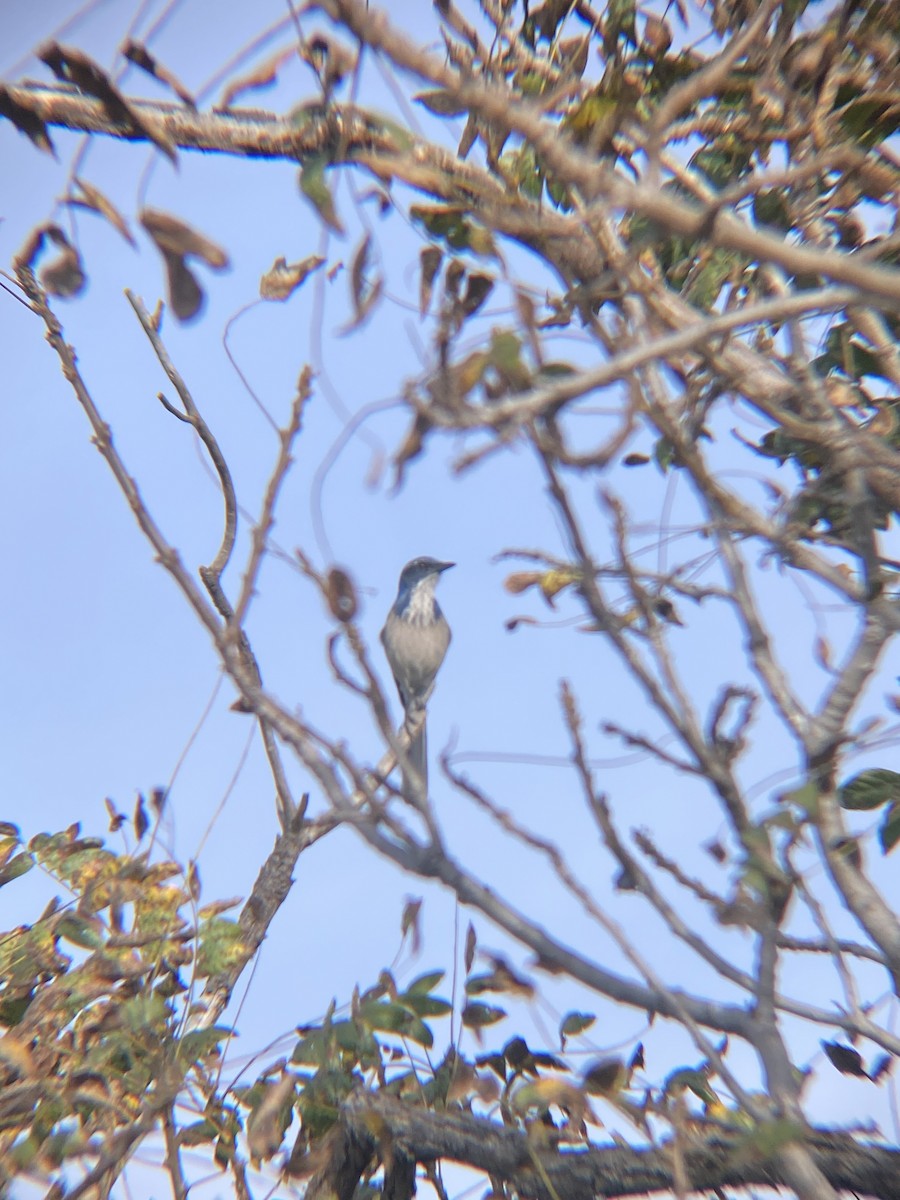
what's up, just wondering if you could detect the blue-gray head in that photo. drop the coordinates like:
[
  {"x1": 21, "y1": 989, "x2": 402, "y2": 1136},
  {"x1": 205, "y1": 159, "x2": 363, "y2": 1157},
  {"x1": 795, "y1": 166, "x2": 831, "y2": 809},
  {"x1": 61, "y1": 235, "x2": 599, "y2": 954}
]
[{"x1": 393, "y1": 556, "x2": 454, "y2": 616}]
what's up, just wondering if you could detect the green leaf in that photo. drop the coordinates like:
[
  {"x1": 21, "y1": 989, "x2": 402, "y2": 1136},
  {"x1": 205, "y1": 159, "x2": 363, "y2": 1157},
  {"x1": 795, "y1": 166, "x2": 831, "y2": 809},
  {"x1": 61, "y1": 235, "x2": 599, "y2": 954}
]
[
  {"x1": 55, "y1": 913, "x2": 104, "y2": 949},
  {"x1": 365, "y1": 112, "x2": 415, "y2": 154},
  {"x1": 177, "y1": 1026, "x2": 230, "y2": 1064},
  {"x1": 414, "y1": 91, "x2": 468, "y2": 117},
  {"x1": 839, "y1": 769, "x2": 900, "y2": 811},
  {"x1": 291, "y1": 1020, "x2": 378, "y2": 1067},
  {"x1": 684, "y1": 248, "x2": 738, "y2": 311},
  {"x1": 752, "y1": 188, "x2": 791, "y2": 231},
  {"x1": 120, "y1": 991, "x2": 171, "y2": 1032},
  {"x1": 545, "y1": 174, "x2": 572, "y2": 210},
  {"x1": 664, "y1": 1066, "x2": 717, "y2": 1104},
  {"x1": 879, "y1": 802, "x2": 900, "y2": 855},
  {"x1": 197, "y1": 917, "x2": 247, "y2": 976},
  {"x1": 604, "y1": 0, "x2": 637, "y2": 49},
  {"x1": 537, "y1": 361, "x2": 576, "y2": 379},
  {"x1": 691, "y1": 133, "x2": 752, "y2": 188},
  {"x1": 400, "y1": 992, "x2": 452, "y2": 1019},
  {"x1": 489, "y1": 329, "x2": 531, "y2": 389},
  {"x1": 838, "y1": 97, "x2": 900, "y2": 149},
  {"x1": 410, "y1": 205, "x2": 496, "y2": 257},
  {"x1": 560, "y1": 1011, "x2": 596, "y2": 1044},
  {"x1": 476, "y1": 1051, "x2": 507, "y2": 1079},
  {"x1": 654, "y1": 436, "x2": 677, "y2": 472},
  {"x1": 0, "y1": 852, "x2": 34, "y2": 887},
  {"x1": 299, "y1": 156, "x2": 344, "y2": 235},
  {"x1": 512, "y1": 145, "x2": 543, "y2": 200},
  {"x1": 778, "y1": 781, "x2": 819, "y2": 816},
  {"x1": 818, "y1": 325, "x2": 889, "y2": 382},
  {"x1": 180, "y1": 1119, "x2": 219, "y2": 1146},
  {"x1": 406, "y1": 969, "x2": 444, "y2": 994},
  {"x1": 583, "y1": 1057, "x2": 624, "y2": 1094},
  {"x1": 462, "y1": 1002, "x2": 506, "y2": 1028},
  {"x1": 563, "y1": 89, "x2": 620, "y2": 149},
  {"x1": 729, "y1": 1118, "x2": 807, "y2": 1162}
]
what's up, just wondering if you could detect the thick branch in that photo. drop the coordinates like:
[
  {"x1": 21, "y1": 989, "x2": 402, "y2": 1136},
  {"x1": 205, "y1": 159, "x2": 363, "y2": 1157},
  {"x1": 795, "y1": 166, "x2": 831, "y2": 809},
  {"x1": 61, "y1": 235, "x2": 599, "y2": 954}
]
[{"x1": 332, "y1": 1095, "x2": 900, "y2": 1200}]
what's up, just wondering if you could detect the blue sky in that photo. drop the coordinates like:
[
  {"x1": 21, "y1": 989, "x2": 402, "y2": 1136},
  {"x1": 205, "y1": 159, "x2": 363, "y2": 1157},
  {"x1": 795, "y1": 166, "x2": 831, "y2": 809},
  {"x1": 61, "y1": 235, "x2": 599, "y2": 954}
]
[{"x1": 3, "y1": 1, "x2": 900, "y2": 1193}]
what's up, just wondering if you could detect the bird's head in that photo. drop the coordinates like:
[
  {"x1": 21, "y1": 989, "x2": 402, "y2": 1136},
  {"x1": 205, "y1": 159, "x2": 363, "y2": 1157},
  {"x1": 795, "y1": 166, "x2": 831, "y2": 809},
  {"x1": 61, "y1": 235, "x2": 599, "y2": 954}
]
[{"x1": 398, "y1": 556, "x2": 454, "y2": 591}]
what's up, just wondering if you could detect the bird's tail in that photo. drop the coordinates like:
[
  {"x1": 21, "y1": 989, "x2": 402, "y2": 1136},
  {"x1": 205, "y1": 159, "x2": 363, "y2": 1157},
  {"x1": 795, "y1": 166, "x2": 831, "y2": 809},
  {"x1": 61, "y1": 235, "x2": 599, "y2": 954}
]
[{"x1": 402, "y1": 712, "x2": 428, "y2": 798}]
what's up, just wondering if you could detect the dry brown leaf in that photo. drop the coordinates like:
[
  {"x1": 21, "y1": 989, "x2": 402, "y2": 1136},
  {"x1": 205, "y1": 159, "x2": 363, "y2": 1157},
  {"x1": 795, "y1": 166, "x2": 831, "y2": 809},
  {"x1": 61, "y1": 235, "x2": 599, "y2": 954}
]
[
  {"x1": 39, "y1": 42, "x2": 176, "y2": 162},
  {"x1": 141, "y1": 208, "x2": 228, "y2": 268},
  {"x1": 220, "y1": 47, "x2": 295, "y2": 108},
  {"x1": 0, "y1": 84, "x2": 55, "y2": 154},
  {"x1": 121, "y1": 40, "x2": 196, "y2": 108},
  {"x1": 66, "y1": 177, "x2": 136, "y2": 247},
  {"x1": 259, "y1": 254, "x2": 325, "y2": 300},
  {"x1": 465, "y1": 921, "x2": 477, "y2": 973},
  {"x1": 247, "y1": 1075, "x2": 296, "y2": 1161},
  {"x1": 20, "y1": 225, "x2": 87, "y2": 297},
  {"x1": 141, "y1": 208, "x2": 229, "y2": 321},
  {"x1": 419, "y1": 246, "x2": 443, "y2": 317}
]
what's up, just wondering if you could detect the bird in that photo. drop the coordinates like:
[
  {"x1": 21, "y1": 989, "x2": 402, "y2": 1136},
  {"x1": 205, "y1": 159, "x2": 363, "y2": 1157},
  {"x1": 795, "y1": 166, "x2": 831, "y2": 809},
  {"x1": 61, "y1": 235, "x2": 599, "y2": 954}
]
[{"x1": 380, "y1": 556, "x2": 454, "y2": 797}]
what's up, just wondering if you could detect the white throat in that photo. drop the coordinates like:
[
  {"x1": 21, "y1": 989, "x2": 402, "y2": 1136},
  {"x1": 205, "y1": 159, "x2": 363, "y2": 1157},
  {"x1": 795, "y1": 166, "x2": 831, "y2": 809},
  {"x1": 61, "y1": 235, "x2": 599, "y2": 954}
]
[{"x1": 404, "y1": 578, "x2": 438, "y2": 625}]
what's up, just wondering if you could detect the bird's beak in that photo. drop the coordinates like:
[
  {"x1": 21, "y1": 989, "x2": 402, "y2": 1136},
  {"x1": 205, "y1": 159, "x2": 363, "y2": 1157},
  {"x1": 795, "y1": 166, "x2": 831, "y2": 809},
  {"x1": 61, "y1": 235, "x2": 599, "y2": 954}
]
[{"x1": 438, "y1": 561, "x2": 455, "y2": 573}]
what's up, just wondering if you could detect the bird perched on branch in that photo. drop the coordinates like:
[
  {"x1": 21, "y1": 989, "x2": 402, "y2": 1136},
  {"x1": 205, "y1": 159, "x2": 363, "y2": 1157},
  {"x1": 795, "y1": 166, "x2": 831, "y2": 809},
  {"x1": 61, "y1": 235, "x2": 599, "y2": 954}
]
[{"x1": 381, "y1": 557, "x2": 454, "y2": 796}]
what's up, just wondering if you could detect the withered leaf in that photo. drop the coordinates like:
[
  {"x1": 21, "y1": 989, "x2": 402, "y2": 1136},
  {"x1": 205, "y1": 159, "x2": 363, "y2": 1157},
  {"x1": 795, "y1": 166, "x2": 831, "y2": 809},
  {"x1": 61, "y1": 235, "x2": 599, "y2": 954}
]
[
  {"x1": 66, "y1": 177, "x2": 136, "y2": 246},
  {"x1": 300, "y1": 34, "x2": 356, "y2": 94},
  {"x1": 247, "y1": 1075, "x2": 296, "y2": 1161},
  {"x1": 221, "y1": 47, "x2": 295, "y2": 108},
  {"x1": 39, "y1": 42, "x2": 176, "y2": 162},
  {"x1": 324, "y1": 567, "x2": 358, "y2": 623},
  {"x1": 504, "y1": 571, "x2": 543, "y2": 594},
  {"x1": 105, "y1": 797, "x2": 125, "y2": 833},
  {"x1": 141, "y1": 208, "x2": 228, "y2": 267},
  {"x1": 414, "y1": 90, "x2": 469, "y2": 117},
  {"x1": 556, "y1": 37, "x2": 590, "y2": 79},
  {"x1": 259, "y1": 254, "x2": 325, "y2": 300},
  {"x1": 350, "y1": 232, "x2": 371, "y2": 316},
  {"x1": 628, "y1": 1043, "x2": 645, "y2": 1074},
  {"x1": 813, "y1": 635, "x2": 832, "y2": 673},
  {"x1": 339, "y1": 232, "x2": 384, "y2": 334},
  {"x1": 582, "y1": 1057, "x2": 625, "y2": 1094},
  {"x1": 642, "y1": 15, "x2": 672, "y2": 57},
  {"x1": 444, "y1": 258, "x2": 466, "y2": 300},
  {"x1": 870, "y1": 1054, "x2": 893, "y2": 1085},
  {"x1": 340, "y1": 277, "x2": 383, "y2": 335},
  {"x1": 822, "y1": 1040, "x2": 868, "y2": 1078},
  {"x1": 187, "y1": 859, "x2": 201, "y2": 903},
  {"x1": 457, "y1": 113, "x2": 478, "y2": 159},
  {"x1": 41, "y1": 247, "x2": 86, "y2": 298},
  {"x1": 464, "y1": 921, "x2": 477, "y2": 974},
  {"x1": 141, "y1": 208, "x2": 229, "y2": 321},
  {"x1": 121, "y1": 40, "x2": 196, "y2": 108},
  {"x1": 458, "y1": 272, "x2": 494, "y2": 320},
  {"x1": 133, "y1": 793, "x2": 149, "y2": 842},
  {"x1": 161, "y1": 252, "x2": 203, "y2": 321},
  {"x1": 0, "y1": 84, "x2": 55, "y2": 154},
  {"x1": 32, "y1": 225, "x2": 87, "y2": 298},
  {"x1": 393, "y1": 412, "x2": 429, "y2": 482},
  {"x1": 419, "y1": 245, "x2": 443, "y2": 317},
  {"x1": 400, "y1": 897, "x2": 422, "y2": 955}
]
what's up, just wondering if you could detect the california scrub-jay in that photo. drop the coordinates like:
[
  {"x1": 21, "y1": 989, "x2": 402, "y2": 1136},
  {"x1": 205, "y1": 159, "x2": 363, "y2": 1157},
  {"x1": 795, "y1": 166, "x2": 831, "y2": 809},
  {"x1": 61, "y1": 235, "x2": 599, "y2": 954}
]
[{"x1": 380, "y1": 556, "x2": 454, "y2": 795}]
